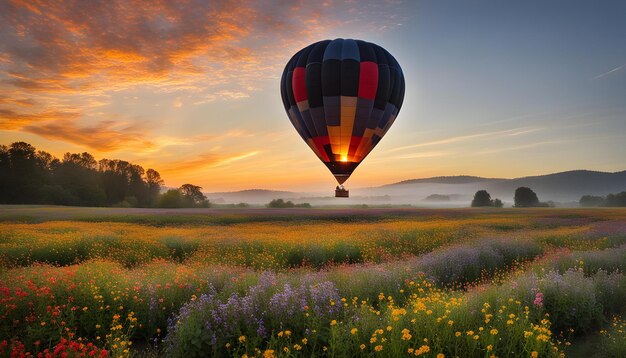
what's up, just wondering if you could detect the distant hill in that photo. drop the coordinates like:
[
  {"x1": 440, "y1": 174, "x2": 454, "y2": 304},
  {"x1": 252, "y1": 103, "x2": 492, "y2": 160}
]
[
  {"x1": 204, "y1": 170, "x2": 625, "y2": 207},
  {"x1": 388, "y1": 175, "x2": 505, "y2": 186},
  {"x1": 375, "y1": 170, "x2": 626, "y2": 203}
]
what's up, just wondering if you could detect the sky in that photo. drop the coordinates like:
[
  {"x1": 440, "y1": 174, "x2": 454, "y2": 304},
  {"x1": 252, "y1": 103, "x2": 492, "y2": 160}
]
[{"x1": 1, "y1": 0, "x2": 625, "y2": 192}]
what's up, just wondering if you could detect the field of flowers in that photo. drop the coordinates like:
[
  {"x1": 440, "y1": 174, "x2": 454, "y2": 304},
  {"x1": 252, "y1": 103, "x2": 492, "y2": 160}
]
[{"x1": 1, "y1": 207, "x2": 626, "y2": 357}]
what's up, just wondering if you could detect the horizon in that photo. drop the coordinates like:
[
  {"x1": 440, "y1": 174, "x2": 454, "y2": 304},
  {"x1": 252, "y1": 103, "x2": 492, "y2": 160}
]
[{"x1": 1, "y1": 1, "x2": 625, "y2": 192}]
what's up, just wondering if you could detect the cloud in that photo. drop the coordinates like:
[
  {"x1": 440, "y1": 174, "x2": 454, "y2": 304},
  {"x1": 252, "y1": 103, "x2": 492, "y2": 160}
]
[
  {"x1": 474, "y1": 140, "x2": 570, "y2": 155},
  {"x1": 0, "y1": 108, "x2": 80, "y2": 129},
  {"x1": 21, "y1": 119, "x2": 155, "y2": 152},
  {"x1": 593, "y1": 63, "x2": 626, "y2": 80},
  {"x1": 173, "y1": 98, "x2": 183, "y2": 108},
  {"x1": 396, "y1": 151, "x2": 450, "y2": 159},
  {"x1": 158, "y1": 150, "x2": 259, "y2": 173},
  {"x1": 389, "y1": 127, "x2": 541, "y2": 152},
  {"x1": 0, "y1": 0, "x2": 410, "y2": 155}
]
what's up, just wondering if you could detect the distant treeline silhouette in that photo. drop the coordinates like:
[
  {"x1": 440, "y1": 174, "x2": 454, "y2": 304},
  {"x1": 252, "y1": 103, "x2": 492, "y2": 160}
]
[
  {"x1": 579, "y1": 192, "x2": 626, "y2": 207},
  {"x1": 0, "y1": 141, "x2": 208, "y2": 208},
  {"x1": 267, "y1": 198, "x2": 311, "y2": 208}
]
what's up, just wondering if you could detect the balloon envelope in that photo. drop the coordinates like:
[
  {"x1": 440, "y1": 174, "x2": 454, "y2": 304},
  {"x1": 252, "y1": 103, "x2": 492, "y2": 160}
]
[{"x1": 280, "y1": 39, "x2": 405, "y2": 184}]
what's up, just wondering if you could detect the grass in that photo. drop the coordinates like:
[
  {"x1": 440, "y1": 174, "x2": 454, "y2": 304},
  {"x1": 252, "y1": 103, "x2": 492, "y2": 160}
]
[{"x1": 1, "y1": 207, "x2": 625, "y2": 357}]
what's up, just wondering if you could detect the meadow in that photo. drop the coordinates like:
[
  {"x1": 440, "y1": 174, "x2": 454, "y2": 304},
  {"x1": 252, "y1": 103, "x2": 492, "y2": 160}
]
[{"x1": 1, "y1": 206, "x2": 626, "y2": 357}]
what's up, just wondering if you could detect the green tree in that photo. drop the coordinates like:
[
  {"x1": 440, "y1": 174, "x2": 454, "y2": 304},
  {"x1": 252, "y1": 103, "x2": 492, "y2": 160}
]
[
  {"x1": 1, "y1": 142, "x2": 47, "y2": 203},
  {"x1": 579, "y1": 195, "x2": 606, "y2": 207},
  {"x1": 471, "y1": 190, "x2": 493, "y2": 207},
  {"x1": 179, "y1": 184, "x2": 209, "y2": 207},
  {"x1": 493, "y1": 198, "x2": 504, "y2": 208},
  {"x1": 605, "y1": 192, "x2": 626, "y2": 207},
  {"x1": 52, "y1": 152, "x2": 105, "y2": 206},
  {"x1": 159, "y1": 189, "x2": 185, "y2": 208},
  {"x1": 145, "y1": 169, "x2": 164, "y2": 207},
  {"x1": 0, "y1": 141, "x2": 172, "y2": 207},
  {"x1": 267, "y1": 198, "x2": 295, "y2": 208},
  {"x1": 514, "y1": 187, "x2": 540, "y2": 207}
]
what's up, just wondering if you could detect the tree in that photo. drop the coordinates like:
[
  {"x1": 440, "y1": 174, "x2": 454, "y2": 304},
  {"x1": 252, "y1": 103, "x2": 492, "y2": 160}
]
[
  {"x1": 179, "y1": 184, "x2": 209, "y2": 207},
  {"x1": 145, "y1": 169, "x2": 164, "y2": 207},
  {"x1": 493, "y1": 198, "x2": 503, "y2": 208},
  {"x1": 514, "y1": 187, "x2": 540, "y2": 207},
  {"x1": 579, "y1": 195, "x2": 606, "y2": 207},
  {"x1": 0, "y1": 141, "x2": 170, "y2": 207},
  {"x1": 471, "y1": 190, "x2": 493, "y2": 207},
  {"x1": 2, "y1": 142, "x2": 47, "y2": 203},
  {"x1": 267, "y1": 198, "x2": 295, "y2": 208},
  {"x1": 159, "y1": 189, "x2": 185, "y2": 208},
  {"x1": 605, "y1": 192, "x2": 626, "y2": 207}
]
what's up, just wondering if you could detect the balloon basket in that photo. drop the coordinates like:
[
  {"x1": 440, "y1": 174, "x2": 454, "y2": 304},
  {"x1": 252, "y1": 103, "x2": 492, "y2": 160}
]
[{"x1": 335, "y1": 187, "x2": 349, "y2": 198}]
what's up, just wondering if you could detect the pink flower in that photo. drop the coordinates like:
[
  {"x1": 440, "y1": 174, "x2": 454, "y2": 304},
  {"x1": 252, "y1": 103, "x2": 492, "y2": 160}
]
[{"x1": 534, "y1": 292, "x2": 544, "y2": 308}]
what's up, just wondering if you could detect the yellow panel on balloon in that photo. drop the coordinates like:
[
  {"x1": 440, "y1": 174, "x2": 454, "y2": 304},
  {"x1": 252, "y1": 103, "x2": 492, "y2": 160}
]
[{"x1": 327, "y1": 126, "x2": 342, "y2": 155}]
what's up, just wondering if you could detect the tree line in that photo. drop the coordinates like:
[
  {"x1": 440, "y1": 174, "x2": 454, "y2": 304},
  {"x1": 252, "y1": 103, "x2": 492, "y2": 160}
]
[
  {"x1": 471, "y1": 187, "x2": 552, "y2": 208},
  {"x1": 579, "y1": 192, "x2": 626, "y2": 207},
  {"x1": 0, "y1": 141, "x2": 208, "y2": 208}
]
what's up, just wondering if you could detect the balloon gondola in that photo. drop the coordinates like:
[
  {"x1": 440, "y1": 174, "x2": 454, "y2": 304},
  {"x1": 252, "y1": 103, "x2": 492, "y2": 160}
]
[{"x1": 280, "y1": 39, "x2": 405, "y2": 197}]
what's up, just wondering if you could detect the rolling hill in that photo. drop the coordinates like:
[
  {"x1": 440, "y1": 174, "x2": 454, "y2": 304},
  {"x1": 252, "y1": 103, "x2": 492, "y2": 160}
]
[
  {"x1": 372, "y1": 170, "x2": 626, "y2": 204},
  {"x1": 205, "y1": 170, "x2": 626, "y2": 206}
]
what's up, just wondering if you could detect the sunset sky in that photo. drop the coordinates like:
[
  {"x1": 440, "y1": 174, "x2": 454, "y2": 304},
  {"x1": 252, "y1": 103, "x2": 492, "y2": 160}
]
[{"x1": 1, "y1": 0, "x2": 625, "y2": 192}]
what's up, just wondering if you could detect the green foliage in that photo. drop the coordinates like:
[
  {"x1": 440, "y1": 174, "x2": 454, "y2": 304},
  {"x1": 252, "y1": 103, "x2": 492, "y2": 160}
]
[
  {"x1": 267, "y1": 199, "x2": 311, "y2": 208},
  {"x1": 157, "y1": 186, "x2": 210, "y2": 208},
  {"x1": 0, "y1": 141, "x2": 163, "y2": 207},
  {"x1": 579, "y1": 195, "x2": 606, "y2": 207},
  {"x1": 605, "y1": 192, "x2": 626, "y2": 207},
  {"x1": 179, "y1": 184, "x2": 209, "y2": 207},
  {"x1": 599, "y1": 316, "x2": 626, "y2": 357},
  {"x1": 471, "y1": 190, "x2": 492, "y2": 207},
  {"x1": 159, "y1": 190, "x2": 186, "y2": 208},
  {"x1": 579, "y1": 192, "x2": 626, "y2": 207},
  {"x1": 514, "y1": 187, "x2": 541, "y2": 207},
  {"x1": 470, "y1": 190, "x2": 503, "y2": 208}
]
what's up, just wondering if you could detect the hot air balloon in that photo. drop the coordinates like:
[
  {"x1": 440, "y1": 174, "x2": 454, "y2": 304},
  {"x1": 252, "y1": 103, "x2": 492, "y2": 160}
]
[{"x1": 280, "y1": 39, "x2": 405, "y2": 197}]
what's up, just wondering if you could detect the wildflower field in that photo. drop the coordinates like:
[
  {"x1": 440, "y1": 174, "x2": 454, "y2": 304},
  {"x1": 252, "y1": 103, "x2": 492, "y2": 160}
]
[{"x1": 1, "y1": 206, "x2": 626, "y2": 357}]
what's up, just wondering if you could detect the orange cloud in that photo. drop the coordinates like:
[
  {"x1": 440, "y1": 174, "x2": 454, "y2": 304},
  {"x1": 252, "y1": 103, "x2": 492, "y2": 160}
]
[
  {"x1": 22, "y1": 119, "x2": 155, "y2": 152},
  {"x1": 0, "y1": 0, "x2": 407, "y2": 160},
  {"x1": 0, "y1": 108, "x2": 80, "y2": 129},
  {"x1": 156, "y1": 150, "x2": 259, "y2": 174}
]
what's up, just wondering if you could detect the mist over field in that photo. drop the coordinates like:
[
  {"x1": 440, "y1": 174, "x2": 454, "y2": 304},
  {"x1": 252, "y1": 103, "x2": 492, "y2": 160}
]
[{"x1": 206, "y1": 170, "x2": 626, "y2": 207}]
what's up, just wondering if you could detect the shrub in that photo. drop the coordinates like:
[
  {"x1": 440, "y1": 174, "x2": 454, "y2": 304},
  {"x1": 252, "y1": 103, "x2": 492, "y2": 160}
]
[
  {"x1": 164, "y1": 274, "x2": 342, "y2": 357},
  {"x1": 600, "y1": 316, "x2": 626, "y2": 357},
  {"x1": 414, "y1": 239, "x2": 541, "y2": 286},
  {"x1": 501, "y1": 269, "x2": 626, "y2": 335}
]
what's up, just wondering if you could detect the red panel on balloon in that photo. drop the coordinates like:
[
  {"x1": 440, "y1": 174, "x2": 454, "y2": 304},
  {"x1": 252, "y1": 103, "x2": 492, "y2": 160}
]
[
  {"x1": 292, "y1": 67, "x2": 308, "y2": 102},
  {"x1": 358, "y1": 61, "x2": 378, "y2": 100},
  {"x1": 312, "y1": 136, "x2": 331, "y2": 162},
  {"x1": 348, "y1": 136, "x2": 363, "y2": 158}
]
